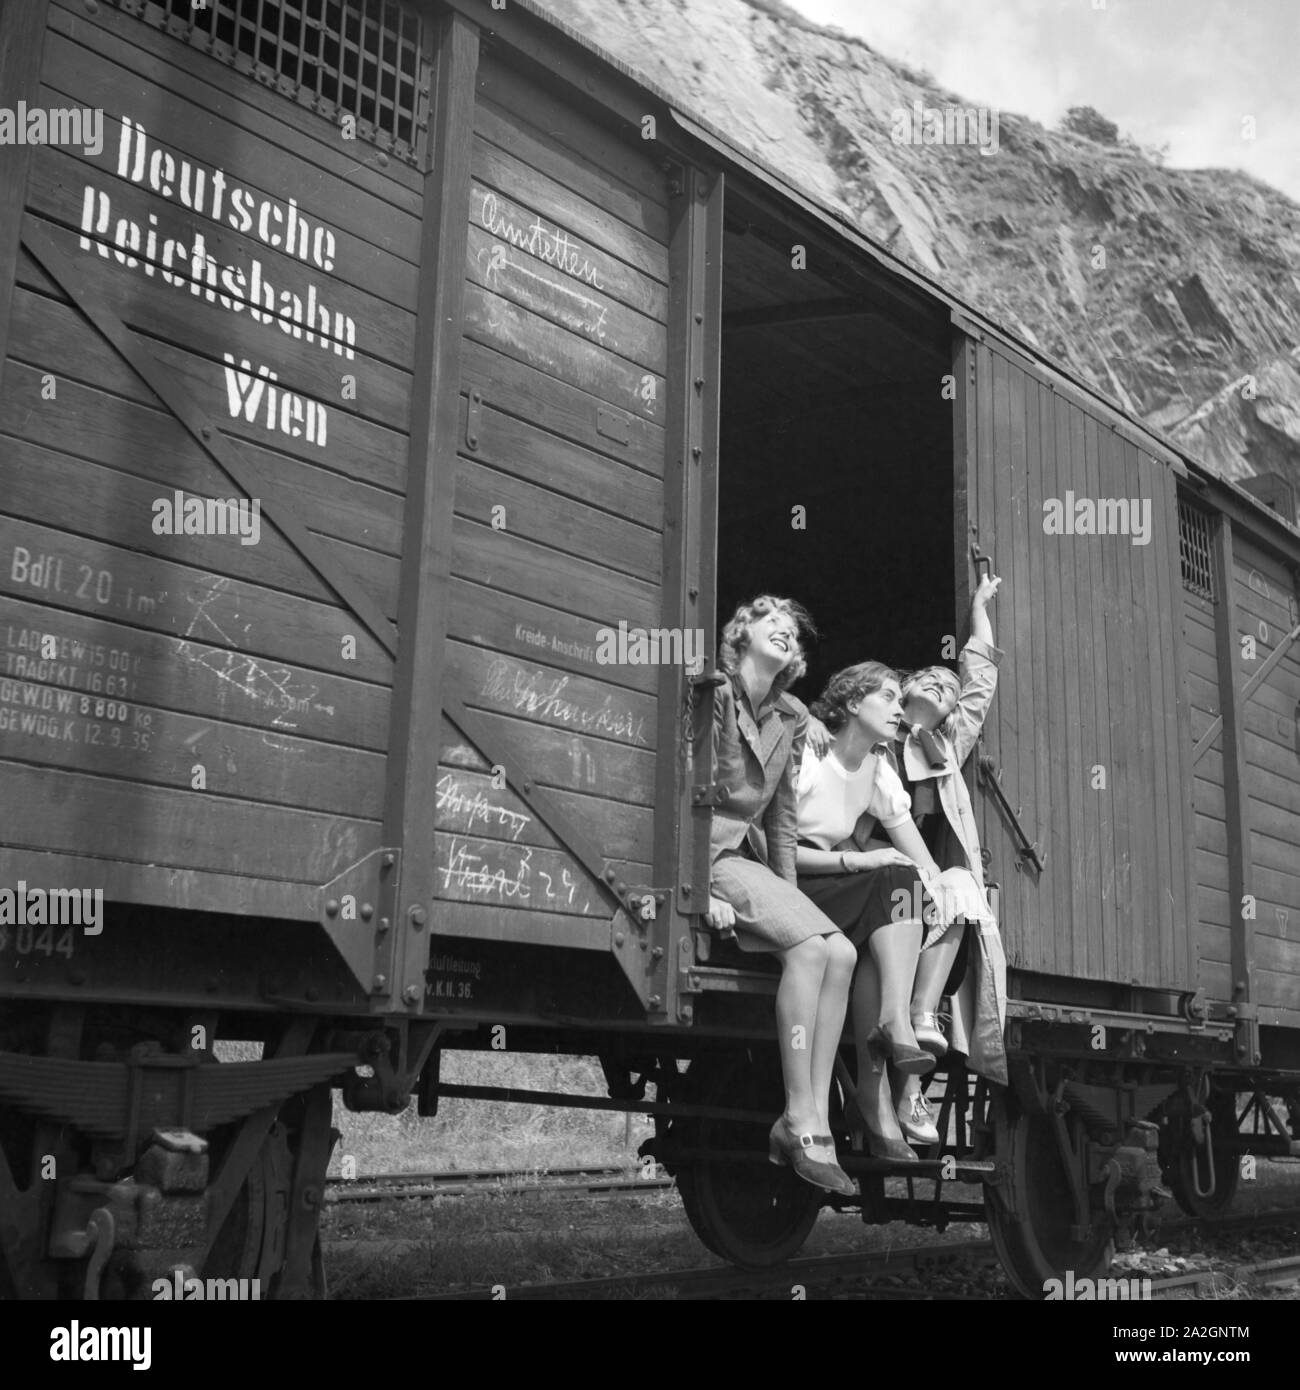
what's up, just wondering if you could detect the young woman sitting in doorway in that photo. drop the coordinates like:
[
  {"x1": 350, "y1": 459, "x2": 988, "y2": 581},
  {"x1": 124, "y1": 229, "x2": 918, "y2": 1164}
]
[
  {"x1": 702, "y1": 596, "x2": 858, "y2": 1196},
  {"x1": 793, "y1": 662, "x2": 945, "y2": 1161}
]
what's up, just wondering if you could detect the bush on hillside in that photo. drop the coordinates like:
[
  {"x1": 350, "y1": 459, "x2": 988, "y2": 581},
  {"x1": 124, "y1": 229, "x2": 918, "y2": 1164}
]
[{"x1": 1060, "y1": 105, "x2": 1119, "y2": 145}]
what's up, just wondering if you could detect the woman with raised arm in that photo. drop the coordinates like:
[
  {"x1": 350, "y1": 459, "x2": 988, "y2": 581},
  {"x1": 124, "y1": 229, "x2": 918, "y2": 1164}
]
[
  {"x1": 704, "y1": 596, "x2": 857, "y2": 1196},
  {"x1": 794, "y1": 663, "x2": 945, "y2": 1161},
  {"x1": 888, "y1": 572, "x2": 1008, "y2": 1145}
]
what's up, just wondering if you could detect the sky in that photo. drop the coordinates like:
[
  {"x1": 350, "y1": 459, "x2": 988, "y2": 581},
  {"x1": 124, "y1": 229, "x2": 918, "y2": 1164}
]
[{"x1": 784, "y1": 0, "x2": 1300, "y2": 203}]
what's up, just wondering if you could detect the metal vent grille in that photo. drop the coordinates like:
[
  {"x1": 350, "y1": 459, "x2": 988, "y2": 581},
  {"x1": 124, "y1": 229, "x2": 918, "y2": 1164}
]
[
  {"x1": 1178, "y1": 499, "x2": 1216, "y2": 601},
  {"x1": 111, "y1": 0, "x2": 428, "y2": 164}
]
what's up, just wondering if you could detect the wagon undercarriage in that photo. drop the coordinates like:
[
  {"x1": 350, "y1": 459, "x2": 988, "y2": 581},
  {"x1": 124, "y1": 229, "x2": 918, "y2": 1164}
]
[{"x1": 3, "y1": 993, "x2": 1298, "y2": 1300}]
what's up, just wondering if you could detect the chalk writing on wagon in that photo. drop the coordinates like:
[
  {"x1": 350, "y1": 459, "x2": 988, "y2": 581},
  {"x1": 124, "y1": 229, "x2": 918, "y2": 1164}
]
[
  {"x1": 435, "y1": 773, "x2": 531, "y2": 841},
  {"x1": 174, "y1": 576, "x2": 335, "y2": 743},
  {"x1": 480, "y1": 656, "x2": 648, "y2": 744},
  {"x1": 436, "y1": 835, "x2": 593, "y2": 913}
]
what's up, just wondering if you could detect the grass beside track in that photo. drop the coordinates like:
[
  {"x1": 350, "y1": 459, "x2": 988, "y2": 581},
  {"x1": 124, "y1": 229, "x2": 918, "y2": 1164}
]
[{"x1": 331, "y1": 1052, "x2": 655, "y2": 1175}]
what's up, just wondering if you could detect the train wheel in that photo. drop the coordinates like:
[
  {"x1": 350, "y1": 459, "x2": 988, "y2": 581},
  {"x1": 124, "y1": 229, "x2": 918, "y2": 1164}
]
[
  {"x1": 204, "y1": 1102, "x2": 329, "y2": 1299},
  {"x1": 204, "y1": 1118, "x2": 294, "y2": 1289},
  {"x1": 1163, "y1": 1092, "x2": 1241, "y2": 1218},
  {"x1": 985, "y1": 1096, "x2": 1114, "y2": 1299},
  {"x1": 675, "y1": 1050, "x2": 823, "y2": 1269}
]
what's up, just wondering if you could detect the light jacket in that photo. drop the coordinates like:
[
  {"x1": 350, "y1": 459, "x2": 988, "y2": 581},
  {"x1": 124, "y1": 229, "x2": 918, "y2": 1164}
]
[
  {"x1": 897, "y1": 634, "x2": 1002, "y2": 889},
  {"x1": 709, "y1": 677, "x2": 807, "y2": 885}
]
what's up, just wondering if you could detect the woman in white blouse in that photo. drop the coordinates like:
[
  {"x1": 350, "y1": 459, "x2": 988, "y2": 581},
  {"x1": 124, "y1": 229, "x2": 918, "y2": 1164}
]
[{"x1": 795, "y1": 662, "x2": 944, "y2": 1161}]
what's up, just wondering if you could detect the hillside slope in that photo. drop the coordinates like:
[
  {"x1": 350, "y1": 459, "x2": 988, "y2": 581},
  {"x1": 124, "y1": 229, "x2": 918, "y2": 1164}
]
[{"x1": 535, "y1": 0, "x2": 1300, "y2": 506}]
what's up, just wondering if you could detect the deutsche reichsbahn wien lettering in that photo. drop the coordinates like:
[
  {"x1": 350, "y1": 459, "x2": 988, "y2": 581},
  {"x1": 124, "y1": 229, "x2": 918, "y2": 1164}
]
[{"x1": 73, "y1": 117, "x2": 357, "y2": 450}]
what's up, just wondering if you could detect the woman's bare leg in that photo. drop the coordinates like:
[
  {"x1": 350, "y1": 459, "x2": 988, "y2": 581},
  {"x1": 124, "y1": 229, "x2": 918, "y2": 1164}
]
[
  {"x1": 898, "y1": 925, "x2": 967, "y2": 1109},
  {"x1": 849, "y1": 948, "x2": 905, "y2": 1139},
  {"x1": 810, "y1": 933, "x2": 856, "y2": 1132},
  {"x1": 911, "y1": 925, "x2": 965, "y2": 1017},
  {"x1": 775, "y1": 934, "x2": 829, "y2": 1133},
  {"x1": 869, "y1": 919, "x2": 924, "y2": 1036}
]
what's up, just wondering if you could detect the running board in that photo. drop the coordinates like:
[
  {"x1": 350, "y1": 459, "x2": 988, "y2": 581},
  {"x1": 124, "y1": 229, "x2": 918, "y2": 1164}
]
[
  {"x1": 838, "y1": 1155, "x2": 997, "y2": 1183},
  {"x1": 682, "y1": 965, "x2": 778, "y2": 996}
]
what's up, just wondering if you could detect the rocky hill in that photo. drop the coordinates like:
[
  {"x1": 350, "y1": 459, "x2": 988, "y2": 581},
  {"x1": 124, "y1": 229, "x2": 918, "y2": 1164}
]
[{"x1": 536, "y1": 0, "x2": 1300, "y2": 511}]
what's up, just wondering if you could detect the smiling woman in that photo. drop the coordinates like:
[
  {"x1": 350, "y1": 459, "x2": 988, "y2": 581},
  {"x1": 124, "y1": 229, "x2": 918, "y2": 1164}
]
[{"x1": 704, "y1": 595, "x2": 859, "y2": 1196}]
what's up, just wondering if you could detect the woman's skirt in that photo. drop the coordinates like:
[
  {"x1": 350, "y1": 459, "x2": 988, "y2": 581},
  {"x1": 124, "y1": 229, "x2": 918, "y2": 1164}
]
[
  {"x1": 710, "y1": 849, "x2": 843, "y2": 954},
  {"x1": 796, "y1": 864, "x2": 931, "y2": 950}
]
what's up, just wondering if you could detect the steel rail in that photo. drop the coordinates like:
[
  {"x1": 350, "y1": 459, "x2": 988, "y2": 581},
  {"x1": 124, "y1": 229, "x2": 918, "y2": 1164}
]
[{"x1": 325, "y1": 1164, "x2": 674, "y2": 1203}]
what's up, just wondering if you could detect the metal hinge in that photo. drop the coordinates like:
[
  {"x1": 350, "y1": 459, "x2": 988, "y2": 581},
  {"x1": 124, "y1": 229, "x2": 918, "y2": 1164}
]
[{"x1": 465, "y1": 388, "x2": 483, "y2": 451}]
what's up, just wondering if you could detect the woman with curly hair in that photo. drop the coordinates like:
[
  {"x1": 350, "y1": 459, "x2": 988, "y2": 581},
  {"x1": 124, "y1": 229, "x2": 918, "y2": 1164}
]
[
  {"x1": 794, "y1": 662, "x2": 945, "y2": 1161},
  {"x1": 704, "y1": 595, "x2": 857, "y2": 1196}
]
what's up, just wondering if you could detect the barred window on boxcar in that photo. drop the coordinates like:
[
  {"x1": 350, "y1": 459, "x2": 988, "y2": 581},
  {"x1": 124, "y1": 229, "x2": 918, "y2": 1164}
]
[
  {"x1": 108, "y1": 0, "x2": 429, "y2": 164},
  {"x1": 1177, "y1": 498, "x2": 1216, "y2": 602}
]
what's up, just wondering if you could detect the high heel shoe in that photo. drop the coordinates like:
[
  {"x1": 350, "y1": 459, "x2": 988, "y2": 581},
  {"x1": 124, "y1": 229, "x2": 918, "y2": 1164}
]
[
  {"x1": 840, "y1": 1092, "x2": 918, "y2": 1164},
  {"x1": 897, "y1": 1090, "x2": 940, "y2": 1145},
  {"x1": 911, "y1": 1011, "x2": 948, "y2": 1058},
  {"x1": 866, "y1": 1023, "x2": 936, "y2": 1075},
  {"x1": 768, "y1": 1118, "x2": 856, "y2": 1196}
]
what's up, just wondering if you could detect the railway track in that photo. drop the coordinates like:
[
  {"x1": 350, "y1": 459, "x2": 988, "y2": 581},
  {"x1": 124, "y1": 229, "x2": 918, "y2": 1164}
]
[
  {"x1": 326, "y1": 1171, "x2": 1299, "y2": 1300},
  {"x1": 325, "y1": 1163, "x2": 674, "y2": 1204},
  {"x1": 329, "y1": 1159, "x2": 1300, "y2": 1226},
  {"x1": 1245, "y1": 1255, "x2": 1300, "y2": 1289},
  {"x1": 399, "y1": 1245, "x2": 1300, "y2": 1303},
  {"x1": 400, "y1": 1240, "x2": 1295, "y2": 1302}
]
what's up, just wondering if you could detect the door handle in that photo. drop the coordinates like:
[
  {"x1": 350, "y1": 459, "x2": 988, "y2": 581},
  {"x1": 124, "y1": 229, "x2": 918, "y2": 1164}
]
[{"x1": 970, "y1": 542, "x2": 994, "y2": 579}]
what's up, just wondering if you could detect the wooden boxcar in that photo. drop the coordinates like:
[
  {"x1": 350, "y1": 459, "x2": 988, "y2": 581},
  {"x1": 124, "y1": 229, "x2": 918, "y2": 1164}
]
[{"x1": 0, "y1": 0, "x2": 1297, "y2": 1300}]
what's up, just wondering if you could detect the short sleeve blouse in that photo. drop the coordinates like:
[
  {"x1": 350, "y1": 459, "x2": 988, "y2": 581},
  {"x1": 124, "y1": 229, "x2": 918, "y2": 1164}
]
[{"x1": 796, "y1": 746, "x2": 912, "y2": 850}]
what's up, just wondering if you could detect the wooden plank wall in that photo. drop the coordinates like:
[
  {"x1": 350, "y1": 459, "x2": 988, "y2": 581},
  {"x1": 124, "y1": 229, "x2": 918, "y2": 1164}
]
[
  {"x1": 1182, "y1": 573, "x2": 1231, "y2": 1000},
  {"x1": 1230, "y1": 538, "x2": 1300, "y2": 1024},
  {"x1": 432, "y1": 55, "x2": 670, "y2": 932},
  {"x1": 0, "y1": 0, "x2": 412, "y2": 909},
  {"x1": 970, "y1": 341, "x2": 1194, "y2": 990}
]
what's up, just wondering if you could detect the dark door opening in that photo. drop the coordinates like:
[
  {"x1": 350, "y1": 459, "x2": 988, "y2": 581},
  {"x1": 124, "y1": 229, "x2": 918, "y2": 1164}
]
[{"x1": 716, "y1": 215, "x2": 956, "y2": 705}]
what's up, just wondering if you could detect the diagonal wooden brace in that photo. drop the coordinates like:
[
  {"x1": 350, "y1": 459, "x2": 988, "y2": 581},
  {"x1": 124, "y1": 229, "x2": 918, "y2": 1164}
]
[
  {"x1": 19, "y1": 219, "x2": 399, "y2": 660},
  {"x1": 1193, "y1": 619, "x2": 1300, "y2": 763}
]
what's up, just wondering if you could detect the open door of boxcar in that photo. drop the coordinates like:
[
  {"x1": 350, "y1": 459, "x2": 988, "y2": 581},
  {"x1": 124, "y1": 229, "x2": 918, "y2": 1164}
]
[{"x1": 951, "y1": 322, "x2": 1198, "y2": 1002}]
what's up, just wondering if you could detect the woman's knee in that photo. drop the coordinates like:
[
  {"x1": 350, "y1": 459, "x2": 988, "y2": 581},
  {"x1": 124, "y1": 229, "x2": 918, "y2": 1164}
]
[
  {"x1": 826, "y1": 933, "x2": 856, "y2": 973},
  {"x1": 784, "y1": 933, "x2": 829, "y2": 970}
]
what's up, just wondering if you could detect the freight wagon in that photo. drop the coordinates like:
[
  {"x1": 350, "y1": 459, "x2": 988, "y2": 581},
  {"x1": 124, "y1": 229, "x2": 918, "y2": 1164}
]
[{"x1": 1, "y1": 0, "x2": 1298, "y2": 1300}]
